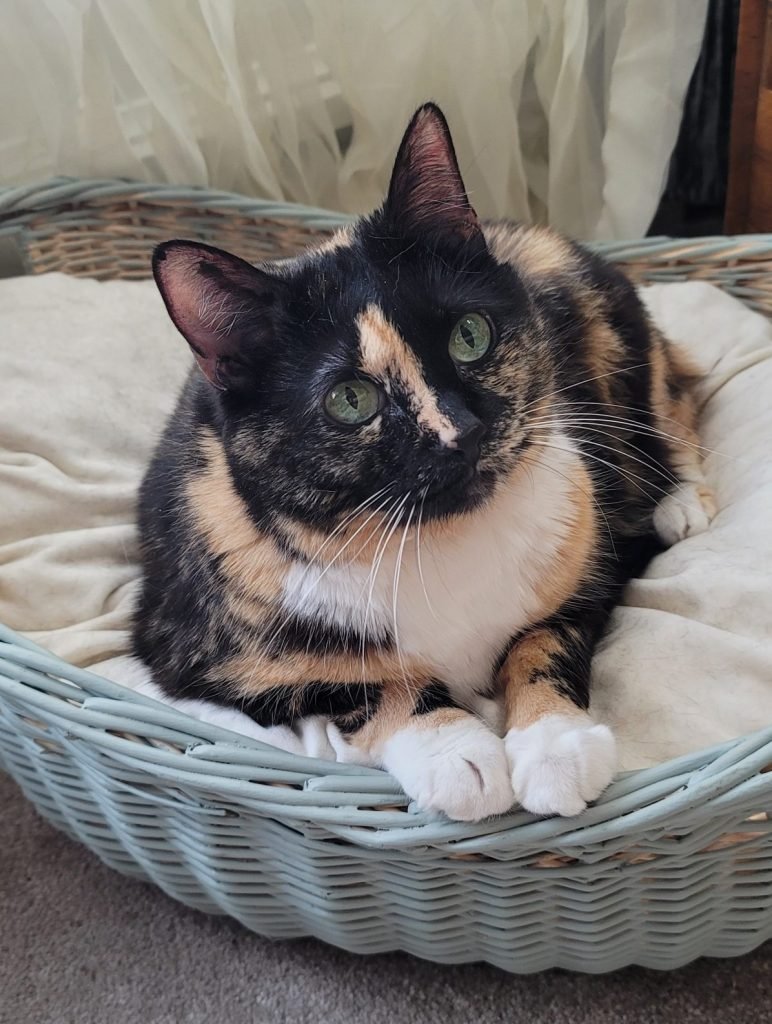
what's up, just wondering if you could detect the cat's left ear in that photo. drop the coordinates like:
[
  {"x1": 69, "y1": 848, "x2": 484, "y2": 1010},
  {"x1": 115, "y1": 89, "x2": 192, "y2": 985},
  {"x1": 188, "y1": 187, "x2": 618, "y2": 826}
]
[
  {"x1": 385, "y1": 103, "x2": 481, "y2": 242},
  {"x1": 152, "y1": 240, "x2": 283, "y2": 391}
]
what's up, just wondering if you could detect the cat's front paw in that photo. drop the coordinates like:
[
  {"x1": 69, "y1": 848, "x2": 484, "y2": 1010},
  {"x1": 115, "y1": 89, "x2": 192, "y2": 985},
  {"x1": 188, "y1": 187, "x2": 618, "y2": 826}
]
[
  {"x1": 383, "y1": 718, "x2": 514, "y2": 821},
  {"x1": 654, "y1": 482, "x2": 716, "y2": 546},
  {"x1": 505, "y1": 714, "x2": 616, "y2": 817}
]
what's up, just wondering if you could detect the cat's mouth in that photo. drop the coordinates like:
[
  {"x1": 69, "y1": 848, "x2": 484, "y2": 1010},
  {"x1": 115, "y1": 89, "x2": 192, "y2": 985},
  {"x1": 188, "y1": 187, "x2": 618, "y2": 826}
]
[
  {"x1": 419, "y1": 467, "x2": 494, "y2": 521},
  {"x1": 424, "y1": 466, "x2": 475, "y2": 500}
]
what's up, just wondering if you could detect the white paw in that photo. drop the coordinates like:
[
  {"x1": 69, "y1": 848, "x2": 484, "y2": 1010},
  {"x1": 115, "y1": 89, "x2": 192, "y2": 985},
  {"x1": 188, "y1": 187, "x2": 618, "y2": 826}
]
[
  {"x1": 653, "y1": 482, "x2": 716, "y2": 546},
  {"x1": 505, "y1": 714, "x2": 616, "y2": 817},
  {"x1": 382, "y1": 718, "x2": 514, "y2": 822}
]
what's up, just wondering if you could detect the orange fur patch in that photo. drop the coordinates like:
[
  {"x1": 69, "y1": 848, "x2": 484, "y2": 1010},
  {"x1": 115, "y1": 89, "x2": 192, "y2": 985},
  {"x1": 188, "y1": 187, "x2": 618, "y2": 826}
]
[
  {"x1": 214, "y1": 648, "x2": 432, "y2": 696},
  {"x1": 187, "y1": 431, "x2": 287, "y2": 601},
  {"x1": 357, "y1": 305, "x2": 457, "y2": 444},
  {"x1": 531, "y1": 461, "x2": 597, "y2": 621},
  {"x1": 276, "y1": 506, "x2": 401, "y2": 568},
  {"x1": 313, "y1": 226, "x2": 354, "y2": 255},
  {"x1": 484, "y1": 223, "x2": 577, "y2": 278},
  {"x1": 651, "y1": 334, "x2": 707, "y2": 483},
  {"x1": 582, "y1": 315, "x2": 624, "y2": 406},
  {"x1": 275, "y1": 516, "x2": 327, "y2": 562},
  {"x1": 499, "y1": 630, "x2": 583, "y2": 729}
]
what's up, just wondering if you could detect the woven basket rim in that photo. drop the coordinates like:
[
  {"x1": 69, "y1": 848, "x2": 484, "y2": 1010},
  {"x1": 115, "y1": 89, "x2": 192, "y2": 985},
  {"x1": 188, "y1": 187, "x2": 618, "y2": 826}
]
[
  {"x1": 0, "y1": 175, "x2": 354, "y2": 230},
  {"x1": 3, "y1": 611, "x2": 771, "y2": 851},
  {"x1": 5, "y1": 174, "x2": 772, "y2": 253},
  {"x1": 2, "y1": 176, "x2": 772, "y2": 852}
]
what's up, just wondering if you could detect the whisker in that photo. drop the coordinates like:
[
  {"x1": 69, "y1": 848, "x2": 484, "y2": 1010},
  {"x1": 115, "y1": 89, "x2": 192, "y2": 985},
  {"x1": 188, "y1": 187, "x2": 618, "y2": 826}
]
[
  {"x1": 531, "y1": 434, "x2": 693, "y2": 509},
  {"x1": 392, "y1": 502, "x2": 416, "y2": 693},
  {"x1": 415, "y1": 485, "x2": 438, "y2": 619},
  {"x1": 555, "y1": 399, "x2": 733, "y2": 458},
  {"x1": 255, "y1": 490, "x2": 397, "y2": 664},
  {"x1": 531, "y1": 410, "x2": 729, "y2": 461},
  {"x1": 525, "y1": 434, "x2": 618, "y2": 556},
  {"x1": 530, "y1": 423, "x2": 682, "y2": 488},
  {"x1": 519, "y1": 363, "x2": 652, "y2": 417},
  {"x1": 301, "y1": 484, "x2": 394, "y2": 574},
  {"x1": 359, "y1": 493, "x2": 411, "y2": 676},
  {"x1": 303, "y1": 493, "x2": 398, "y2": 591},
  {"x1": 365, "y1": 493, "x2": 412, "y2": 619}
]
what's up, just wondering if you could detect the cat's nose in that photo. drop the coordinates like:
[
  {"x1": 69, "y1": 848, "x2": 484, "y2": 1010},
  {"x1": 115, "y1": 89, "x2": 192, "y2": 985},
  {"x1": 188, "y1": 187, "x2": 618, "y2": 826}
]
[{"x1": 453, "y1": 418, "x2": 486, "y2": 464}]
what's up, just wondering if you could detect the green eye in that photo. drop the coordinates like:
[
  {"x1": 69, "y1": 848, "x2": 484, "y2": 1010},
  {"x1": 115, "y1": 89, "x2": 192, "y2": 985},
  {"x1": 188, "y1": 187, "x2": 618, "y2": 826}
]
[
  {"x1": 449, "y1": 313, "x2": 492, "y2": 364},
  {"x1": 324, "y1": 379, "x2": 382, "y2": 425}
]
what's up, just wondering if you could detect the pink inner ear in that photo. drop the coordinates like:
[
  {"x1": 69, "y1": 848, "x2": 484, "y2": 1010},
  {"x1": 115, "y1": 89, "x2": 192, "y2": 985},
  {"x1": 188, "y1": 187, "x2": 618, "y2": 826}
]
[
  {"x1": 411, "y1": 113, "x2": 458, "y2": 183},
  {"x1": 167, "y1": 268, "x2": 221, "y2": 356},
  {"x1": 153, "y1": 242, "x2": 272, "y2": 389},
  {"x1": 388, "y1": 104, "x2": 479, "y2": 238}
]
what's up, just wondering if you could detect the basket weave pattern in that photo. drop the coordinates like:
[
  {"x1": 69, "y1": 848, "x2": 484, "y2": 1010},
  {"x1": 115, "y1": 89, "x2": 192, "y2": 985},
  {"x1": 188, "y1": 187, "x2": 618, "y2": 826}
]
[{"x1": 1, "y1": 179, "x2": 772, "y2": 973}]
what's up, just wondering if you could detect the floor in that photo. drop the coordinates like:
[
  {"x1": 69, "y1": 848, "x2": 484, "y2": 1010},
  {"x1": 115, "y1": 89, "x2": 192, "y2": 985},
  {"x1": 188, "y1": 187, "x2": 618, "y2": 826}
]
[{"x1": 3, "y1": 771, "x2": 770, "y2": 1024}]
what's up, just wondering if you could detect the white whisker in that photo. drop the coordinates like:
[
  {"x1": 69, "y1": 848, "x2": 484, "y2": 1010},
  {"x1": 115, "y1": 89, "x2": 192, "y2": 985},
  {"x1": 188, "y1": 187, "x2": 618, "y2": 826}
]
[
  {"x1": 392, "y1": 502, "x2": 416, "y2": 690},
  {"x1": 358, "y1": 494, "x2": 406, "y2": 676},
  {"x1": 529, "y1": 419, "x2": 681, "y2": 487},
  {"x1": 415, "y1": 485, "x2": 438, "y2": 619},
  {"x1": 519, "y1": 363, "x2": 652, "y2": 417},
  {"x1": 361, "y1": 492, "x2": 412, "y2": 671},
  {"x1": 250, "y1": 487, "x2": 396, "y2": 669},
  {"x1": 531, "y1": 409, "x2": 728, "y2": 461},
  {"x1": 530, "y1": 434, "x2": 692, "y2": 510},
  {"x1": 525, "y1": 432, "x2": 617, "y2": 556}
]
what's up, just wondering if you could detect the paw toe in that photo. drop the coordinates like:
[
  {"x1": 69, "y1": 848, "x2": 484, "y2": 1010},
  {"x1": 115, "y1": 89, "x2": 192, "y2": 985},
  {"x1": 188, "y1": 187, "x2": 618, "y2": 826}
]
[
  {"x1": 506, "y1": 715, "x2": 616, "y2": 818},
  {"x1": 384, "y1": 720, "x2": 514, "y2": 822},
  {"x1": 654, "y1": 483, "x2": 715, "y2": 545}
]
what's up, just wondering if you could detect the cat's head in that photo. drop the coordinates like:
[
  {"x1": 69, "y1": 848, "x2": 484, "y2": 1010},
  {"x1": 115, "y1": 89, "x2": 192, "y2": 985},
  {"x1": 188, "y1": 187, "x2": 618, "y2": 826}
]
[{"x1": 153, "y1": 104, "x2": 551, "y2": 531}]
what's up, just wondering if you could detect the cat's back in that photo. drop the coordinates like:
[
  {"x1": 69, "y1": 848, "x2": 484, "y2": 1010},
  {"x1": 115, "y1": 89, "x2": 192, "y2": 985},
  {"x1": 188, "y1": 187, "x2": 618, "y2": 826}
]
[
  {"x1": 138, "y1": 367, "x2": 214, "y2": 541},
  {"x1": 133, "y1": 368, "x2": 234, "y2": 679},
  {"x1": 483, "y1": 219, "x2": 643, "y2": 315},
  {"x1": 483, "y1": 219, "x2": 664, "y2": 405}
]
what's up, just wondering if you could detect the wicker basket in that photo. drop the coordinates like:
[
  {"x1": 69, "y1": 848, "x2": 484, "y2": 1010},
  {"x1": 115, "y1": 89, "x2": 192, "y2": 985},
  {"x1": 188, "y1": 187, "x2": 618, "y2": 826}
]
[{"x1": 2, "y1": 178, "x2": 772, "y2": 974}]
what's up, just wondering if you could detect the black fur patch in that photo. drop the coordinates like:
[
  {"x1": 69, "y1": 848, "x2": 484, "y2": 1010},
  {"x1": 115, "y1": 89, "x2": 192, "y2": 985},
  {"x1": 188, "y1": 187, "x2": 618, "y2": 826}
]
[
  {"x1": 412, "y1": 680, "x2": 457, "y2": 716},
  {"x1": 172, "y1": 673, "x2": 382, "y2": 731},
  {"x1": 259, "y1": 613, "x2": 390, "y2": 659}
]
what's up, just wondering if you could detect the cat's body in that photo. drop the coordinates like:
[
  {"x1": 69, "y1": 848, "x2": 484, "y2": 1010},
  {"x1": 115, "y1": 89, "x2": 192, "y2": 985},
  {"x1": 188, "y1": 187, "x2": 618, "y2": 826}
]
[{"x1": 134, "y1": 105, "x2": 714, "y2": 820}]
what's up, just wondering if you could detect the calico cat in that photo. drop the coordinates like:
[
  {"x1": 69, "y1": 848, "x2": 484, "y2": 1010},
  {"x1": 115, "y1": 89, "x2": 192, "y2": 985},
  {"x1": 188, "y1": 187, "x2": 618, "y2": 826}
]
[{"x1": 134, "y1": 103, "x2": 714, "y2": 821}]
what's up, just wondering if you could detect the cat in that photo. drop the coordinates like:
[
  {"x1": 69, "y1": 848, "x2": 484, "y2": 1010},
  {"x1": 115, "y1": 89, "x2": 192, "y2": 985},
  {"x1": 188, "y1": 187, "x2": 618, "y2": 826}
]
[{"x1": 133, "y1": 103, "x2": 714, "y2": 821}]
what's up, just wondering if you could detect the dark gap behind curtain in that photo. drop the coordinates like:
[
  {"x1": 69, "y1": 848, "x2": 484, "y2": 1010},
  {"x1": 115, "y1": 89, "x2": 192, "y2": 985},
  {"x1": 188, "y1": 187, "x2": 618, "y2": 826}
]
[{"x1": 649, "y1": 0, "x2": 740, "y2": 237}]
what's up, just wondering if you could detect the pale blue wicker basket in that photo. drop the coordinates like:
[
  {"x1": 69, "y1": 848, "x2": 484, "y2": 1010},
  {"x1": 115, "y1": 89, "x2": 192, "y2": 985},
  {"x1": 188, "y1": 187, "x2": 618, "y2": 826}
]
[{"x1": 1, "y1": 179, "x2": 772, "y2": 974}]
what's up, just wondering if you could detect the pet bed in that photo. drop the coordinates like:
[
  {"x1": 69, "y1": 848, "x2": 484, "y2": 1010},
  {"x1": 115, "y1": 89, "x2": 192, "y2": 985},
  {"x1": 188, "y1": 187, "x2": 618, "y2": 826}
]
[{"x1": 1, "y1": 179, "x2": 772, "y2": 973}]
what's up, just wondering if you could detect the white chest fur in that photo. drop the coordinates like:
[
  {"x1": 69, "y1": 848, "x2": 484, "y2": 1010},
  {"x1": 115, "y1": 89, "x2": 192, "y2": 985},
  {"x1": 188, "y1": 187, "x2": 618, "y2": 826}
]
[{"x1": 282, "y1": 435, "x2": 583, "y2": 696}]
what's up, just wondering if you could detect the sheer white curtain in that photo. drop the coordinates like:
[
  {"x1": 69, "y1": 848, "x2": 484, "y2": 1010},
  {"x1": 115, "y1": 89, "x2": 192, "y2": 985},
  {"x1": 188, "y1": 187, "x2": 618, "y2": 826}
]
[{"x1": 0, "y1": 0, "x2": 707, "y2": 239}]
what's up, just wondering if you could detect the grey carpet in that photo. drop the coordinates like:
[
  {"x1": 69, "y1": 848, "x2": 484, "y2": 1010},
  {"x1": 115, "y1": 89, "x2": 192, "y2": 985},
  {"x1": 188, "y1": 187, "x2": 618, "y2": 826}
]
[{"x1": 2, "y1": 771, "x2": 770, "y2": 1024}]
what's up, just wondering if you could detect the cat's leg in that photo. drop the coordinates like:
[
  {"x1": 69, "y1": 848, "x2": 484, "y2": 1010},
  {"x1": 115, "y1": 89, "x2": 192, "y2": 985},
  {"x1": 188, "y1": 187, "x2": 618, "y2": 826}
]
[
  {"x1": 652, "y1": 341, "x2": 716, "y2": 545},
  {"x1": 652, "y1": 417, "x2": 716, "y2": 544},
  {"x1": 499, "y1": 615, "x2": 616, "y2": 817},
  {"x1": 331, "y1": 683, "x2": 514, "y2": 821}
]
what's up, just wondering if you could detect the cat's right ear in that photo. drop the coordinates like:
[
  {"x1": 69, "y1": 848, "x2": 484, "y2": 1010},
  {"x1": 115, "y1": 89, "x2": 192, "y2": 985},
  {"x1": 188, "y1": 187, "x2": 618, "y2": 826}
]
[
  {"x1": 152, "y1": 240, "x2": 282, "y2": 391},
  {"x1": 385, "y1": 103, "x2": 481, "y2": 243}
]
